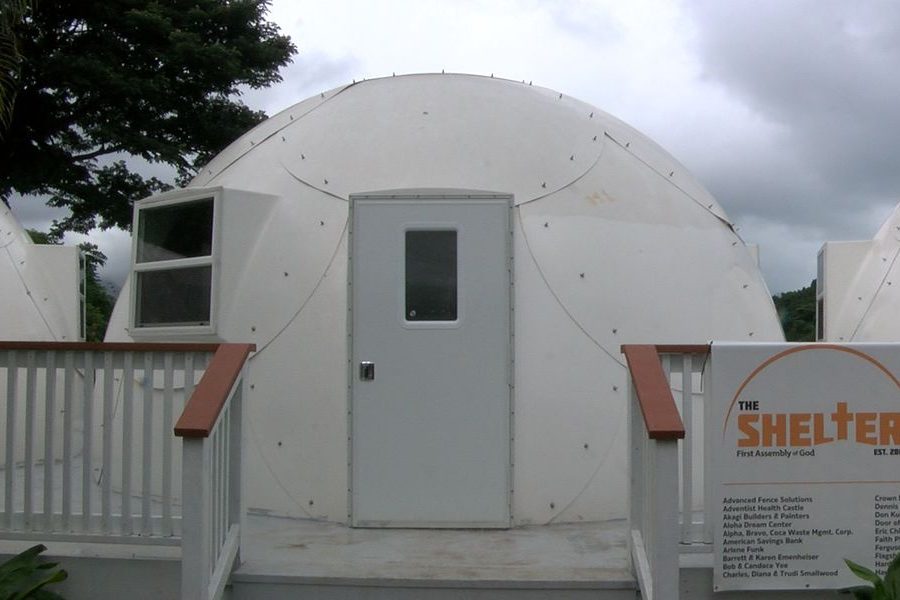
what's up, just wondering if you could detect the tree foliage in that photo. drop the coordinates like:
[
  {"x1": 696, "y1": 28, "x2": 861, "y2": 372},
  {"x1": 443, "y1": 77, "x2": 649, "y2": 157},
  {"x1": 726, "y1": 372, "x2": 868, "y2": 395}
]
[
  {"x1": 1, "y1": 0, "x2": 294, "y2": 235},
  {"x1": 773, "y1": 279, "x2": 816, "y2": 342},
  {"x1": 0, "y1": 0, "x2": 30, "y2": 134}
]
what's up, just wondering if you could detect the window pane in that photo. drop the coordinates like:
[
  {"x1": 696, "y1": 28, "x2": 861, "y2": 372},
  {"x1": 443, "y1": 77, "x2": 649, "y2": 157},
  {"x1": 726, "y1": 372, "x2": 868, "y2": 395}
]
[
  {"x1": 137, "y1": 198, "x2": 214, "y2": 263},
  {"x1": 816, "y1": 250, "x2": 824, "y2": 295},
  {"x1": 817, "y1": 298, "x2": 824, "y2": 341},
  {"x1": 136, "y1": 266, "x2": 212, "y2": 327},
  {"x1": 406, "y1": 230, "x2": 457, "y2": 321}
]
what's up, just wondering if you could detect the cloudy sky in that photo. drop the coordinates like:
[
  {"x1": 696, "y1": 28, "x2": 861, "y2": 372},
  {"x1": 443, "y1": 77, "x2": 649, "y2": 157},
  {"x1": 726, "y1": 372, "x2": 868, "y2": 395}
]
[{"x1": 11, "y1": 0, "x2": 900, "y2": 293}]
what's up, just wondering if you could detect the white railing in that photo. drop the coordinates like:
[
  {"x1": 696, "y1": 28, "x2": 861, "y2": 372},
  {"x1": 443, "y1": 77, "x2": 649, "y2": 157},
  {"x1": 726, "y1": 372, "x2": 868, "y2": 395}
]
[
  {"x1": 0, "y1": 341, "x2": 254, "y2": 600},
  {"x1": 1, "y1": 343, "x2": 216, "y2": 542},
  {"x1": 660, "y1": 349, "x2": 712, "y2": 546},
  {"x1": 176, "y1": 344, "x2": 251, "y2": 600},
  {"x1": 624, "y1": 344, "x2": 710, "y2": 600}
]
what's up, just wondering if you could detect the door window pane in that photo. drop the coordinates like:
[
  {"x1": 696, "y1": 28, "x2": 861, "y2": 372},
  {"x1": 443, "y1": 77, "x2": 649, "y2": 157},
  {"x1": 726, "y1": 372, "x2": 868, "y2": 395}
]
[
  {"x1": 135, "y1": 266, "x2": 212, "y2": 327},
  {"x1": 137, "y1": 198, "x2": 214, "y2": 263},
  {"x1": 405, "y1": 230, "x2": 457, "y2": 321}
]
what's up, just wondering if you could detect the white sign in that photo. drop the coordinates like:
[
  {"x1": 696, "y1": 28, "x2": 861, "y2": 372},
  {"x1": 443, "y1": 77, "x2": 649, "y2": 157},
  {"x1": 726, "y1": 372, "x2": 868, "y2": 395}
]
[{"x1": 711, "y1": 343, "x2": 900, "y2": 591}]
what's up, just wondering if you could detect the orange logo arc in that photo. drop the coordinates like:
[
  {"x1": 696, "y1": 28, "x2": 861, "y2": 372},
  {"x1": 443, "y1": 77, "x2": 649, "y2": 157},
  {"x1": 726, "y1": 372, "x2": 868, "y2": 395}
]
[{"x1": 721, "y1": 345, "x2": 900, "y2": 441}]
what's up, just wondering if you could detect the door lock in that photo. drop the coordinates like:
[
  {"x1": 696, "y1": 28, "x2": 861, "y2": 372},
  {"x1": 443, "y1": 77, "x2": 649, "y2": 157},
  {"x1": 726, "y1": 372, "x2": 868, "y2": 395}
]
[{"x1": 359, "y1": 361, "x2": 375, "y2": 381}]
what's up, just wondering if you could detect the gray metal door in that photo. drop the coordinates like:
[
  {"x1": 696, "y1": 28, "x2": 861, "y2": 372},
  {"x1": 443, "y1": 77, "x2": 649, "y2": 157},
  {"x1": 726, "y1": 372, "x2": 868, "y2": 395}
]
[{"x1": 350, "y1": 191, "x2": 511, "y2": 527}]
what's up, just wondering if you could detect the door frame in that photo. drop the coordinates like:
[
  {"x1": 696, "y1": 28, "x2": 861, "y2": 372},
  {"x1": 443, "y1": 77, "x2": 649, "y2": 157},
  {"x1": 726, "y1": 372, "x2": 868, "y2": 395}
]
[{"x1": 346, "y1": 189, "x2": 515, "y2": 527}]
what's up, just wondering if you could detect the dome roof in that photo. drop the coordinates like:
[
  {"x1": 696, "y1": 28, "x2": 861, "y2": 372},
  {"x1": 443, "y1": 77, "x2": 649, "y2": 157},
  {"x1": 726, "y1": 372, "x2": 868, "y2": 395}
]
[
  {"x1": 107, "y1": 73, "x2": 782, "y2": 525},
  {"x1": 194, "y1": 73, "x2": 731, "y2": 221},
  {"x1": 829, "y1": 202, "x2": 900, "y2": 341},
  {"x1": 177, "y1": 73, "x2": 777, "y2": 354},
  {"x1": 0, "y1": 204, "x2": 81, "y2": 341}
]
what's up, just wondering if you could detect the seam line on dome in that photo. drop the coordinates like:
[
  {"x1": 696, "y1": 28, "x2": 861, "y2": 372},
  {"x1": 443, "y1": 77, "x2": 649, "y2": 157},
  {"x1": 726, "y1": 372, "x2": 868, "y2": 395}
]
[
  {"x1": 246, "y1": 406, "x2": 318, "y2": 519},
  {"x1": 546, "y1": 400, "x2": 625, "y2": 524},
  {"x1": 849, "y1": 239, "x2": 900, "y2": 341},
  {"x1": 1, "y1": 209, "x2": 21, "y2": 250},
  {"x1": 281, "y1": 159, "x2": 350, "y2": 202},
  {"x1": 515, "y1": 209, "x2": 625, "y2": 368},
  {"x1": 240, "y1": 219, "x2": 351, "y2": 520},
  {"x1": 516, "y1": 139, "x2": 608, "y2": 206},
  {"x1": 603, "y1": 131, "x2": 738, "y2": 233},
  {"x1": 202, "y1": 83, "x2": 355, "y2": 186},
  {"x1": 2, "y1": 243, "x2": 57, "y2": 339},
  {"x1": 251, "y1": 216, "x2": 349, "y2": 357}
]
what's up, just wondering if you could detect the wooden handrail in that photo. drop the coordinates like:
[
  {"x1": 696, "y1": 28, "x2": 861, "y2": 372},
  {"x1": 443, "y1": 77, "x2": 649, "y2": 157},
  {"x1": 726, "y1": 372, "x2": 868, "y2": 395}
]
[
  {"x1": 621, "y1": 344, "x2": 691, "y2": 440},
  {"x1": 654, "y1": 344, "x2": 710, "y2": 355},
  {"x1": 0, "y1": 341, "x2": 222, "y2": 352},
  {"x1": 175, "y1": 343, "x2": 255, "y2": 438}
]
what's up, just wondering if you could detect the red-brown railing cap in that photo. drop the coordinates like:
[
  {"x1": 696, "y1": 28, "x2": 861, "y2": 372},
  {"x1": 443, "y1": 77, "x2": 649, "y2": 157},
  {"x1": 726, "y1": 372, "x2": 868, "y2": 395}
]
[
  {"x1": 175, "y1": 343, "x2": 256, "y2": 438},
  {"x1": 0, "y1": 341, "x2": 223, "y2": 352},
  {"x1": 653, "y1": 343, "x2": 710, "y2": 355},
  {"x1": 621, "y1": 344, "x2": 685, "y2": 440}
]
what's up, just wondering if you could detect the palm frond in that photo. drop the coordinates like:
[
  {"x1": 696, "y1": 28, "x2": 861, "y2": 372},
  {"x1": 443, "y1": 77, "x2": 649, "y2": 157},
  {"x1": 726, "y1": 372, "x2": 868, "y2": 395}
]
[{"x1": 0, "y1": 0, "x2": 30, "y2": 134}]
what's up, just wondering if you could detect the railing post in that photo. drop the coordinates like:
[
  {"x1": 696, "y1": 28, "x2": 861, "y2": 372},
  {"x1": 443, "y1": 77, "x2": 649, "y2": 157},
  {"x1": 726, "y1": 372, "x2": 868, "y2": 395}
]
[
  {"x1": 624, "y1": 344, "x2": 707, "y2": 600},
  {"x1": 181, "y1": 437, "x2": 211, "y2": 600},
  {"x1": 228, "y1": 368, "x2": 245, "y2": 567},
  {"x1": 651, "y1": 439, "x2": 680, "y2": 599},
  {"x1": 627, "y1": 375, "x2": 643, "y2": 544},
  {"x1": 702, "y1": 358, "x2": 714, "y2": 544},
  {"x1": 174, "y1": 343, "x2": 254, "y2": 600}
]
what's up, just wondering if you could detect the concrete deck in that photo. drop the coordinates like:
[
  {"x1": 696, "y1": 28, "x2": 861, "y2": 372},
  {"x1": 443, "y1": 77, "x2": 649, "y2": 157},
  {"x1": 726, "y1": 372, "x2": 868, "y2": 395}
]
[
  {"x1": 231, "y1": 514, "x2": 636, "y2": 599},
  {"x1": 2, "y1": 463, "x2": 636, "y2": 598},
  {"x1": 1, "y1": 505, "x2": 635, "y2": 599},
  {"x1": 237, "y1": 513, "x2": 632, "y2": 584}
]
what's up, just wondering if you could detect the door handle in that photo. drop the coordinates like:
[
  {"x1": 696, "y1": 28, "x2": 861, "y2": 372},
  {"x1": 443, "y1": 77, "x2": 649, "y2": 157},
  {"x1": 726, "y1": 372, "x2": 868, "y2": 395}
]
[{"x1": 360, "y1": 361, "x2": 375, "y2": 381}]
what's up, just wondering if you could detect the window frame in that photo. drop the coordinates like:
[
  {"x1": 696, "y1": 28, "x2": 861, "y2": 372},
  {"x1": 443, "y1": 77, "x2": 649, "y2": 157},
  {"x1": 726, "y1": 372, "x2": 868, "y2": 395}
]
[
  {"x1": 129, "y1": 189, "x2": 221, "y2": 336},
  {"x1": 400, "y1": 223, "x2": 463, "y2": 330}
]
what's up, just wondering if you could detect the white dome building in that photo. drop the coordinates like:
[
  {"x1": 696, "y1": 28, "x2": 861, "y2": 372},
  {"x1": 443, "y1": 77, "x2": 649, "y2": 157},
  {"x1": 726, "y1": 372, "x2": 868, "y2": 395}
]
[
  {"x1": 818, "y1": 202, "x2": 900, "y2": 341},
  {"x1": 106, "y1": 73, "x2": 783, "y2": 527},
  {"x1": 1, "y1": 203, "x2": 81, "y2": 341}
]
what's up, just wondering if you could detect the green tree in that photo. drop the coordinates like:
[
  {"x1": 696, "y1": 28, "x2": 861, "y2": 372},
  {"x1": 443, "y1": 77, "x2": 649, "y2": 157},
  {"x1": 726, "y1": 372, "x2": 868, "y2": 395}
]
[
  {"x1": 0, "y1": 0, "x2": 30, "y2": 134},
  {"x1": 28, "y1": 229, "x2": 114, "y2": 342},
  {"x1": 1, "y1": 0, "x2": 294, "y2": 236},
  {"x1": 79, "y1": 243, "x2": 115, "y2": 342},
  {"x1": 773, "y1": 280, "x2": 816, "y2": 342}
]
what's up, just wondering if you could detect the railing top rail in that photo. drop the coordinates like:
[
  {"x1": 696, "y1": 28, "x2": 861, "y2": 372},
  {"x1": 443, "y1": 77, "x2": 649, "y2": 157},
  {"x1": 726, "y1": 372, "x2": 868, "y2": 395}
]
[
  {"x1": 621, "y1": 344, "x2": 687, "y2": 440},
  {"x1": 0, "y1": 341, "x2": 223, "y2": 352},
  {"x1": 654, "y1": 343, "x2": 710, "y2": 355},
  {"x1": 175, "y1": 343, "x2": 255, "y2": 439}
]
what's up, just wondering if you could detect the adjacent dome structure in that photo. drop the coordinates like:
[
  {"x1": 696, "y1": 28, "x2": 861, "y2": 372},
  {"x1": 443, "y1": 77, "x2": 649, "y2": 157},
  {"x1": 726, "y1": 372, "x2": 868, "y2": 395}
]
[
  {"x1": 818, "y1": 202, "x2": 900, "y2": 341},
  {"x1": 106, "y1": 73, "x2": 783, "y2": 526},
  {"x1": 1, "y1": 203, "x2": 81, "y2": 341}
]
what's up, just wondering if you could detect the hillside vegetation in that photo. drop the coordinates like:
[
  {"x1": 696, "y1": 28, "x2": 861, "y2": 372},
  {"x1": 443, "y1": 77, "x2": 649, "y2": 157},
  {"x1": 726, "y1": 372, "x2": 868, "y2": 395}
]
[{"x1": 773, "y1": 280, "x2": 816, "y2": 342}]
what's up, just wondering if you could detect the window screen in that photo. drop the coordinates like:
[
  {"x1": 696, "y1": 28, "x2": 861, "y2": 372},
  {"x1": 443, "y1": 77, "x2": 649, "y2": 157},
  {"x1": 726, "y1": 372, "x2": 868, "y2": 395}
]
[
  {"x1": 135, "y1": 266, "x2": 212, "y2": 327},
  {"x1": 405, "y1": 230, "x2": 457, "y2": 321},
  {"x1": 137, "y1": 198, "x2": 214, "y2": 263}
]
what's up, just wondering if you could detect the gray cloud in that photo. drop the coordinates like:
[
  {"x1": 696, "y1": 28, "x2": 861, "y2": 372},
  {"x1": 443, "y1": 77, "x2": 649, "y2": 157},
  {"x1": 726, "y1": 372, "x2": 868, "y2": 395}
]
[
  {"x1": 685, "y1": 0, "x2": 900, "y2": 238},
  {"x1": 675, "y1": 0, "x2": 900, "y2": 292},
  {"x1": 528, "y1": 0, "x2": 622, "y2": 43},
  {"x1": 14, "y1": 1, "x2": 900, "y2": 295},
  {"x1": 239, "y1": 51, "x2": 361, "y2": 115}
]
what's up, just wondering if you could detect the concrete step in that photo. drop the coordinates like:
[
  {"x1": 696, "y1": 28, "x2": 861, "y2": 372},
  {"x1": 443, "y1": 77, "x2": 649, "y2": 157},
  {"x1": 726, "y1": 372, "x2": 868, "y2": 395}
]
[
  {"x1": 228, "y1": 576, "x2": 636, "y2": 599},
  {"x1": 227, "y1": 514, "x2": 636, "y2": 599}
]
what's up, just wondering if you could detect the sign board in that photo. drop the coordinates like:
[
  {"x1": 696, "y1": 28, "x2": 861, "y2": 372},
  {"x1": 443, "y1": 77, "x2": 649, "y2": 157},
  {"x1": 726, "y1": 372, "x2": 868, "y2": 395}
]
[{"x1": 711, "y1": 343, "x2": 900, "y2": 591}]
